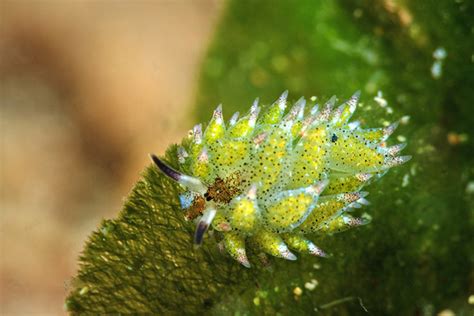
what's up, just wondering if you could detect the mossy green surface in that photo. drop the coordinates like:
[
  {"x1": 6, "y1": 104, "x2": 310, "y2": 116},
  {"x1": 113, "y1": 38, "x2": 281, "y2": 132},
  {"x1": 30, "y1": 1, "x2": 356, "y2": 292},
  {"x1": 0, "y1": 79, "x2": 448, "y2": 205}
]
[
  {"x1": 65, "y1": 147, "x2": 260, "y2": 314},
  {"x1": 67, "y1": 0, "x2": 473, "y2": 314}
]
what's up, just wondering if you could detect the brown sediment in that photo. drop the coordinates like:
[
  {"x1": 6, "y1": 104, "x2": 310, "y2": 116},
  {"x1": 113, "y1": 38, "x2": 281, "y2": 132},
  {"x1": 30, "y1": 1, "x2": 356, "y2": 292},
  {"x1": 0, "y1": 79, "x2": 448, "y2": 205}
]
[
  {"x1": 207, "y1": 174, "x2": 243, "y2": 204},
  {"x1": 184, "y1": 196, "x2": 206, "y2": 221},
  {"x1": 184, "y1": 174, "x2": 243, "y2": 220}
]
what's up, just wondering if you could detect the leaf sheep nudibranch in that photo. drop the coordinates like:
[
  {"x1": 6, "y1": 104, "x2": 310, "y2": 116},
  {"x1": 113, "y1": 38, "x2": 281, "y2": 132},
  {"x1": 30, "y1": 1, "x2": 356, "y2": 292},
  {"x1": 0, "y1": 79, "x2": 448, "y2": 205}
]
[{"x1": 150, "y1": 91, "x2": 410, "y2": 268}]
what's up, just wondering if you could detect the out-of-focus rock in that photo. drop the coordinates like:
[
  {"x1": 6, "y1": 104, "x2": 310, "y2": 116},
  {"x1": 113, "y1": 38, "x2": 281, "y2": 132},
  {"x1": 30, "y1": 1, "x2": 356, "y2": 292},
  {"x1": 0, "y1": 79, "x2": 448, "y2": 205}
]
[{"x1": 0, "y1": 2, "x2": 222, "y2": 314}]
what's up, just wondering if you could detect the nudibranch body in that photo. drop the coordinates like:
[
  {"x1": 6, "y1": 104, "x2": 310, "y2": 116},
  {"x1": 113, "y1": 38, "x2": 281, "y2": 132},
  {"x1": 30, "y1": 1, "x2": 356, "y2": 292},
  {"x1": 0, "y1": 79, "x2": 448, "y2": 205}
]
[{"x1": 151, "y1": 91, "x2": 410, "y2": 268}]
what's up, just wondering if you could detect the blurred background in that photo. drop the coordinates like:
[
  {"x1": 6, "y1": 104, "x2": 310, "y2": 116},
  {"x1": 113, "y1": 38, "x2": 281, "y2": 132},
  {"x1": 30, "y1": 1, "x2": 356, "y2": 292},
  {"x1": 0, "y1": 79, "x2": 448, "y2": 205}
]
[
  {"x1": 2, "y1": 0, "x2": 474, "y2": 315},
  {"x1": 1, "y1": 1, "x2": 222, "y2": 314}
]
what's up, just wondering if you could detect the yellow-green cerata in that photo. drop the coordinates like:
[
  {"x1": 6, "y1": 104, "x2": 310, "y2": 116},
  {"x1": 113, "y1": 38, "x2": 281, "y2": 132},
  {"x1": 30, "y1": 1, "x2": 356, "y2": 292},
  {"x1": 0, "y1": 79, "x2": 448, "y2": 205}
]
[{"x1": 150, "y1": 91, "x2": 410, "y2": 268}]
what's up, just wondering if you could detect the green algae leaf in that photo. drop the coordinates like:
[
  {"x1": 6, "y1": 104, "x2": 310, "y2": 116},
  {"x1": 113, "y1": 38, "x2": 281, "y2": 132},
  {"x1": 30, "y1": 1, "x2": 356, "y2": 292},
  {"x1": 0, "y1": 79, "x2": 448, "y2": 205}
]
[{"x1": 65, "y1": 146, "x2": 258, "y2": 314}]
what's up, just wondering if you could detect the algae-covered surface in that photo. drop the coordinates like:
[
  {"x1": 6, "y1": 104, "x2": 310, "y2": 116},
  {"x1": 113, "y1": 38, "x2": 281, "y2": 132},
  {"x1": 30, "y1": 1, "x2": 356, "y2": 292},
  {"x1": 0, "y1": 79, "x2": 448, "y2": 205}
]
[{"x1": 67, "y1": 1, "x2": 473, "y2": 314}]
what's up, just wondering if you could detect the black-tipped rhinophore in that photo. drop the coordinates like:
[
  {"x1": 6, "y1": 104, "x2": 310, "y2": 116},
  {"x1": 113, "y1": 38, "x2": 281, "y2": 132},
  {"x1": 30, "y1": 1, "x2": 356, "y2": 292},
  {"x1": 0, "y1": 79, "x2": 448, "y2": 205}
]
[
  {"x1": 150, "y1": 154, "x2": 181, "y2": 182},
  {"x1": 150, "y1": 153, "x2": 208, "y2": 194},
  {"x1": 193, "y1": 207, "x2": 217, "y2": 245},
  {"x1": 194, "y1": 222, "x2": 208, "y2": 245}
]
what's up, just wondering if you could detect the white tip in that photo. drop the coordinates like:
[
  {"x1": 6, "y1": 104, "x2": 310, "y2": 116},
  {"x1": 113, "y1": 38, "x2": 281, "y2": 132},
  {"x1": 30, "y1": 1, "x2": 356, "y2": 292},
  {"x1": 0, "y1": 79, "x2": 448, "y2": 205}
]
[
  {"x1": 320, "y1": 96, "x2": 336, "y2": 121},
  {"x1": 229, "y1": 111, "x2": 240, "y2": 126},
  {"x1": 251, "y1": 97, "x2": 260, "y2": 109},
  {"x1": 384, "y1": 143, "x2": 407, "y2": 156},
  {"x1": 357, "y1": 197, "x2": 370, "y2": 205},
  {"x1": 285, "y1": 97, "x2": 306, "y2": 122},
  {"x1": 347, "y1": 90, "x2": 360, "y2": 111},
  {"x1": 325, "y1": 96, "x2": 337, "y2": 109},
  {"x1": 294, "y1": 96, "x2": 306, "y2": 107},
  {"x1": 213, "y1": 104, "x2": 223, "y2": 124},
  {"x1": 279, "y1": 245, "x2": 297, "y2": 261},
  {"x1": 278, "y1": 90, "x2": 289, "y2": 110},
  {"x1": 293, "y1": 97, "x2": 306, "y2": 113},
  {"x1": 239, "y1": 257, "x2": 251, "y2": 268},
  {"x1": 236, "y1": 249, "x2": 251, "y2": 268},
  {"x1": 193, "y1": 124, "x2": 202, "y2": 144},
  {"x1": 385, "y1": 155, "x2": 412, "y2": 167},
  {"x1": 308, "y1": 243, "x2": 327, "y2": 257},
  {"x1": 310, "y1": 104, "x2": 319, "y2": 115},
  {"x1": 249, "y1": 99, "x2": 261, "y2": 127},
  {"x1": 296, "y1": 97, "x2": 306, "y2": 120}
]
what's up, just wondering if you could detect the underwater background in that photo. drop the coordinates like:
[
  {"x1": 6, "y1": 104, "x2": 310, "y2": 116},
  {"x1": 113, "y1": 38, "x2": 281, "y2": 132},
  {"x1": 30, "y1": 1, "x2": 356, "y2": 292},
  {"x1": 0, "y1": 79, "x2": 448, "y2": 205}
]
[{"x1": 1, "y1": 1, "x2": 473, "y2": 315}]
